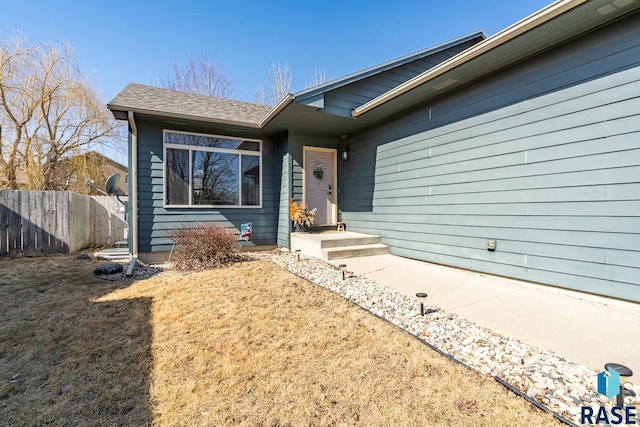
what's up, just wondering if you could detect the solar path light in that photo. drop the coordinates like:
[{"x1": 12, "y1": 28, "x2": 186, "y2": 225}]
[
  {"x1": 604, "y1": 362, "x2": 635, "y2": 408},
  {"x1": 415, "y1": 292, "x2": 428, "y2": 316},
  {"x1": 339, "y1": 264, "x2": 347, "y2": 280}
]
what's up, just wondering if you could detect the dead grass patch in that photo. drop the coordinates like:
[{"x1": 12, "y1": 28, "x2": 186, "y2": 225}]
[
  {"x1": 0, "y1": 254, "x2": 152, "y2": 426},
  {"x1": 1, "y1": 255, "x2": 558, "y2": 426}
]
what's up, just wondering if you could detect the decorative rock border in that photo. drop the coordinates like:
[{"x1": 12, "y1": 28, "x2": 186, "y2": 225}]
[{"x1": 252, "y1": 251, "x2": 640, "y2": 425}]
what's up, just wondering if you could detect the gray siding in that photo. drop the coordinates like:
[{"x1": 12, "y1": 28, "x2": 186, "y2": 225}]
[
  {"x1": 134, "y1": 118, "x2": 280, "y2": 253},
  {"x1": 277, "y1": 136, "x2": 291, "y2": 248},
  {"x1": 339, "y1": 13, "x2": 640, "y2": 301},
  {"x1": 322, "y1": 40, "x2": 477, "y2": 117}
]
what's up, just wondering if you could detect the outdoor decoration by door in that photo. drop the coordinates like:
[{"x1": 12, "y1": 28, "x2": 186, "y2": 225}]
[{"x1": 304, "y1": 148, "x2": 336, "y2": 225}]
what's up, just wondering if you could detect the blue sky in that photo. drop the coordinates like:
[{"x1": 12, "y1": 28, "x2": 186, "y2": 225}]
[{"x1": 1, "y1": 0, "x2": 552, "y2": 104}]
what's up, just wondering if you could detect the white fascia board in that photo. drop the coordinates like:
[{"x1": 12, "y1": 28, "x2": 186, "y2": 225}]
[{"x1": 351, "y1": 0, "x2": 588, "y2": 118}]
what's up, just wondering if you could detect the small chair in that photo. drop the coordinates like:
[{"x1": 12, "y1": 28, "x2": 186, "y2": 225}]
[{"x1": 336, "y1": 221, "x2": 346, "y2": 232}]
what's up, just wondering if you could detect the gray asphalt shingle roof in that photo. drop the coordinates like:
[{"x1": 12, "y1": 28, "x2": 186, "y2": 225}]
[{"x1": 107, "y1": 83, "x2": 272, "y2": 125}]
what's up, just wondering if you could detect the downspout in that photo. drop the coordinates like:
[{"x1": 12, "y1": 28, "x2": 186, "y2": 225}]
[{"x1": 126, "y1": 111, "x2": 138, "y2": 275}]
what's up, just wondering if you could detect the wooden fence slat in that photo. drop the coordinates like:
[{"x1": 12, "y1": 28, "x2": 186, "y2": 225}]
[
  {"x1": 90, "y1": 195, "x2": 97, "y2": 244},
  {"x1": 45, "y1": 192, "x2": 53, "y2": 253},
  {"x1": 34, "y1": 192, "x2": 43, "y2": 252},
  {"x1": 6, "y1": 191, "x2": 15, "y2": 254},
  {"x1": 69, "y1": 192, "x2": 90, "y2": 253},
  {"x1": 90, "y1": 196, "x2": 127, "y2": 247},
  {"x1": 53, "y1": 192, "x2": 61, "y2": 252},
  {"x1": 41, "y1": 191, "x2": 52, "y2": 253},
  {"x1": 0, "y1": 191, "x2": 8, "y2": 255},
  {"x1": 60, "y1": 192, "x2": 69, "y2": 253},
  {"x1": 11, "y1": 191, "x2": 22, "y2": 254},
  {"x1": 24, "y1": 191, "x2": 37, "y2": 253}
]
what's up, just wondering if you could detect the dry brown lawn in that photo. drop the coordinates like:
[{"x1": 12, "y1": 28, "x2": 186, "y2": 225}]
[{"x1": 0, "y1": 254, "x2": 558, "y2": 426}]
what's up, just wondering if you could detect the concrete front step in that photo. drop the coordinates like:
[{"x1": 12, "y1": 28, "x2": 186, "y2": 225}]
[
  {"x1": 97, "y1": 247, "x2": 130, "y2": 261},
  {"x1": 320, "y1": 235, "x2": 381, "y2": 248},
  {"x1": 290, "y1": 231, "x2": 389, "y2": 261},
  {"x1": 323, "y1": 243, "x2": 390, "y2": 260}
]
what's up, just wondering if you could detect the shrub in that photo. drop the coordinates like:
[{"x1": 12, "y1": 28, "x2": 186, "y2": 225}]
[{"x1": 170, "y1": 223, "x2": 247, "y2": 271}]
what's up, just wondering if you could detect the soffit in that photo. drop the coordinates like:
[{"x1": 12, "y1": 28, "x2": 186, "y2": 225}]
[{"x1": 356, "y1": 0, "x2": 640, "y2": 122}]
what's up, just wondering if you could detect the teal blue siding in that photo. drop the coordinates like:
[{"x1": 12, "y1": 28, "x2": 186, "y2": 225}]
[
  {"x1": 277, "y1": 135, "x2": 290, "y2": 248},
  {"x1": 134, "y1": 118, "x2": 280, "y2": 253},
  {"x1": 339, "y1": 13, "x2": 640, "y2": 301}
]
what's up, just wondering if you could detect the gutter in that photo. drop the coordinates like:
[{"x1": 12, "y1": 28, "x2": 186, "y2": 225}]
[
  {"x1": 126, "y1": 111, "x2": 138, "y2": 276},
  {"x1": 258, "y1": 93, "x2": 295, "y2": 128},
  {"x1": 108, "y1": 105, "x2": 263, "y2": 129},
  {"x1": 351, "y1": 0, "x2": 588, "y2": 118},
  {"x1": 109, "y1": 93, "x2": 294, "y2": 131}
]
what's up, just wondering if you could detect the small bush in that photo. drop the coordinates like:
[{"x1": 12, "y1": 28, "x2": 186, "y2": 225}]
[{"x1": 170, "y1": 223, "x2": 247, "y2": 271}]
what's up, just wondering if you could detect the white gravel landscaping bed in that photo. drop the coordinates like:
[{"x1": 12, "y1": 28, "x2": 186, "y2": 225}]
[{"x1": 251, "y1": 251, "x2": 640, "y2": 426}]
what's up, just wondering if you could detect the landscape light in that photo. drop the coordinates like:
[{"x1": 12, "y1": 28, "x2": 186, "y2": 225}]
[
  {"x1": 415, "y1": 292, "x2": 428, "y2": 316},
  {"x1": 339, "y1": 264, "x2": 347, "y2": 280}
]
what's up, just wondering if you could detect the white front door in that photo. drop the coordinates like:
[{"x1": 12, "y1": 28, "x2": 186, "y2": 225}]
[{"x1": 304, "y1": 148, "x2": 336, "y2": 225}]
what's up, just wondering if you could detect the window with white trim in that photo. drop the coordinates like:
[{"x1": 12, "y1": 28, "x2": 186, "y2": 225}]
[{"x1": 164, "y1": 130, "x2": 261, "y2": 207}]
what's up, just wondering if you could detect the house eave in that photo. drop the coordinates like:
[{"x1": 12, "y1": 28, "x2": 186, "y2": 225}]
[
  {"x1": 294, "y1": 30, "x2": 487, "y2": 103},
  {"x1": 258, "y1": 94, "x2": 295, "y2": 128},
  {"x1": 107, "y1": 104, "x2": 262, "y2": 129},
  {"x1": 108, "y1": 94, "x2": 295, "y2": 131},
  {"x1": 352, "y1": 0, "x2": 589, "y2": 118}
]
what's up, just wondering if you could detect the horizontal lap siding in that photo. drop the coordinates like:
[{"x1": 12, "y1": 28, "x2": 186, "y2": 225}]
[
  {"x1": 340, "y1": 14, "x2": 640, "y2": 301},
  {"x1": 277, "y1": 137, "x2": 291, "y2": 248},
  {"x1": 135, "y1": 119, "x2": 279, "y2": 253}
]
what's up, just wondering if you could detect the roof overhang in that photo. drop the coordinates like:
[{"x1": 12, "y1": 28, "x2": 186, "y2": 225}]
[
  {"x1": 352, "y1": 0, "x2": 640, "y2": 119},
  {"x1": 108, "y1": 0, "x2": 640, "y2": 139},
  {"x1": 293, "y1": 31, "x2": 487, "y2": 105},
  {"x1": 108, "y1": 94, "x2": 295, "y2": 132},
  {"x1": 109, "y1": 105, "x2": 262, "y2": 129}
]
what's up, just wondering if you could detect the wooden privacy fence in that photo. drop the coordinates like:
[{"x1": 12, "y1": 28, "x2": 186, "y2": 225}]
[
  {"x1": 90, "y1": 195, "x2": 127, "y2": 247},
  {"x1": 0, "y1": 190, "x2": 127, "y2": 256}
]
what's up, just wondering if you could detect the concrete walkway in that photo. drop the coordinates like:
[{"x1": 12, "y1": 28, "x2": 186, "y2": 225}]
[{"x1": 328, "y1": 254, "x2": 640, "y2": 381}]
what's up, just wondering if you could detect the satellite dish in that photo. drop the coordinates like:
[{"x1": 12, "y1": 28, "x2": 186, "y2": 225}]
[{"x1": 105, "y1": 173, "x2": 121, "y2": 196}]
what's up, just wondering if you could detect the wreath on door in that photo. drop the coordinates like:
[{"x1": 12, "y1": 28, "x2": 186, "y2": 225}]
[{"x1": 313, "y1": 163, "x2": 324, "y2": 180}]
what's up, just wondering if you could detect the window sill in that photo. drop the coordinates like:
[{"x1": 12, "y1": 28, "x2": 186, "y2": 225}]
[{"x1": 164, "y1": 204, "x2": 263, "y2": 209}]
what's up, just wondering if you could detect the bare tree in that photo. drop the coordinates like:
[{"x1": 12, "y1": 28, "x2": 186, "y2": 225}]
[
  {"x1": 305, "y1": 66, "x2": 328, "y2": 89},
  {"x1": 255, "y1": 61, "x2": 292, "y2": 106},
  {"x1": 161, "y1": 53, "x2": 235, "y2": 99},
  {"x1": 0, "y1": 36, "x2": 118, "y2": 190}
]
